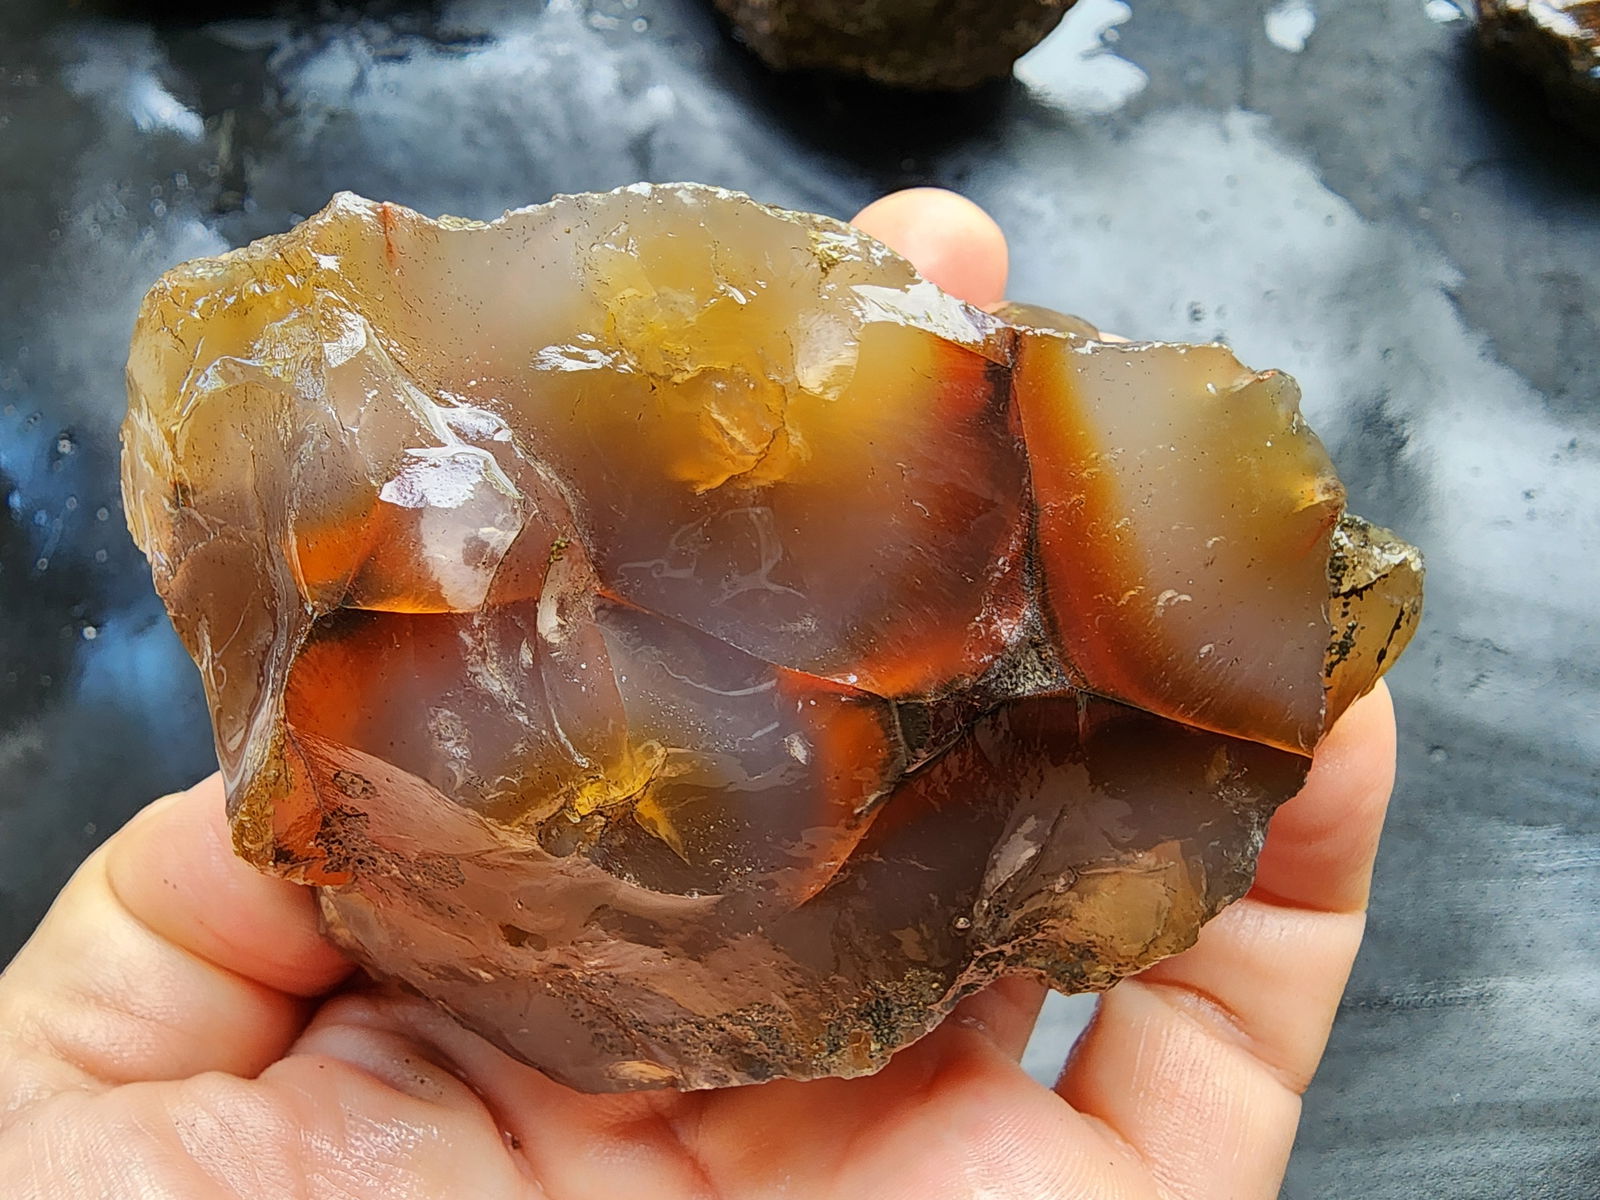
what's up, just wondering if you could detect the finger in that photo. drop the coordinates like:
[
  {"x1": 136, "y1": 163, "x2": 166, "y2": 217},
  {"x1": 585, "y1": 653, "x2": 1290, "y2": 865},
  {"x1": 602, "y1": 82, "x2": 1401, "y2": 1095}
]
[
  {"x1": 1249, "y1": 682, "x2": 1397, "y2": 912},
  {"x1": 0, "y1": 775, "x2": 352, "y2": 1104},
  {"x1": 944, "y1": 976, "x2": 1050, "y2": 1062},
  {"x1": 283, "y1": 981, "x2": 1153, "y2": 1200},
  {"x1": 0, "y1": 1045, "x2": 541, "y2": 1198},
  {"x1": 1054, "y1": 683, "x2": 1397, "y2": 1199},
  {"x1": 285, "y1": 987, "x2": 729, "y2": 1198},
  {"x1": 851, "y1": 188, "x2": 1009, "y2": 307}
]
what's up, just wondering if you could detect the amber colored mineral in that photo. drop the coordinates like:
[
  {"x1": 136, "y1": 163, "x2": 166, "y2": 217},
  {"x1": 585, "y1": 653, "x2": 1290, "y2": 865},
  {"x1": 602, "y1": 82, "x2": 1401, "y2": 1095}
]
[
  {"x1": 1477, "y1": 0, "x2": 1600, "y2": 133},
  {"x1": 122, "y1": 184, "x2": 1422, "y2": 1092},
  {"x1": 712, "y1": 0, "x2": 1080, "y2": 90}
]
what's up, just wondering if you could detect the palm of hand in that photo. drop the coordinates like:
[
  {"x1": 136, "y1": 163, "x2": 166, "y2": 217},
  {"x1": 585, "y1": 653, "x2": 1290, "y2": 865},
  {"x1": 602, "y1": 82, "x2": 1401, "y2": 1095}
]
[{"x1": 0, "y1": 192, "x2": 1397, "y2": 1200}]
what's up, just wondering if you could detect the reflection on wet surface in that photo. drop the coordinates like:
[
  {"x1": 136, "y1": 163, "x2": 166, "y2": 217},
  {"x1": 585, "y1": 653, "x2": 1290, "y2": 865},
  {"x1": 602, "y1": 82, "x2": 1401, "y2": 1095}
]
[{"x1": 2, "y1": 0, "x2": 1597, "y2": 1189}]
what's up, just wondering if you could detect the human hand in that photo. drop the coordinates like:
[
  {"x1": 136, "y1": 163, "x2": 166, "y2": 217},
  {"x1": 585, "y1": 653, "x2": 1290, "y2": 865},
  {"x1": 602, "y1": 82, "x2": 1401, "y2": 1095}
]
[{"x1": 0, "y1": 190, "x2": 1398, "y2": 1199}]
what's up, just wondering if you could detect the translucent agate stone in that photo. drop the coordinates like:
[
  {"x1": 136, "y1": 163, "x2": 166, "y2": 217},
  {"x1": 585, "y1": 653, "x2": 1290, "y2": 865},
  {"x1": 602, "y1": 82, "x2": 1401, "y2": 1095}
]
[{"x1": 122, "y1": 184, "x2": 1423, "y2": 1092}]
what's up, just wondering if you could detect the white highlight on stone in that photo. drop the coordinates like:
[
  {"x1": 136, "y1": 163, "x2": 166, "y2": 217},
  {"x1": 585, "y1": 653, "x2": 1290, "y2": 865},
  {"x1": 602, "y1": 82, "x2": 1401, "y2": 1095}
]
[
  {"x1": 1265, "y1": 0, "x2": 1318, "y2": 53},
  {"x1": 64, "y1": 32, "x2": 205, "y2": 141},
  {"x1": 125, "y1": 75, "x2": 205, "y2": 139},
  {"x1": 1014, "y1": 0, "x2": 1149, "y2": 117}
]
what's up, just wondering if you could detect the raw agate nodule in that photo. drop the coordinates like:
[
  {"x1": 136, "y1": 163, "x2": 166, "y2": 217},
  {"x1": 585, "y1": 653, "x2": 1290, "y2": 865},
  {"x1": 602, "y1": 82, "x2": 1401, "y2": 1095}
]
[{"x1": 122, "y1": 184, "x2": 1422, "y2": 1091}]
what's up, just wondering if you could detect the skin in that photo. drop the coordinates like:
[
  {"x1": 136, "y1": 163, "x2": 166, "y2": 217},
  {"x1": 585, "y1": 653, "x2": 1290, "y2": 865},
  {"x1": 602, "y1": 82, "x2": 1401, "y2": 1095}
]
[{"x1": 0, "y1": 189, "x2": 1400, "y2": 1200}]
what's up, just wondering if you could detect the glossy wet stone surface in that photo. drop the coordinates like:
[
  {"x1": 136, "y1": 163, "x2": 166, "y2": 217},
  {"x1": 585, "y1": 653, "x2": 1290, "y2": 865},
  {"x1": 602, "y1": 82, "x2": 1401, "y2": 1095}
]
[
  {"x1": 3, "y1": 0, "x2": 1598, "y2": 1183},
  {"x1": 711, "y1": 0, "x2": 1080, "y2": 89},
  {"x1": 122, "y1": 186, "x2": 1417, "y2": 1089}
]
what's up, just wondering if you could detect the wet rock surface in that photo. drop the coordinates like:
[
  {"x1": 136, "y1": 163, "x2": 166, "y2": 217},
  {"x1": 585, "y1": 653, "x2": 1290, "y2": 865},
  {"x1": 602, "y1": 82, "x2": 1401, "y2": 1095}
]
[
  {"x1": 712, "y1": 0, "x2": 1080, "y2": 89},
  {"x1": 122, "y1": 186, "x2": 1417, "y2": 1089}
]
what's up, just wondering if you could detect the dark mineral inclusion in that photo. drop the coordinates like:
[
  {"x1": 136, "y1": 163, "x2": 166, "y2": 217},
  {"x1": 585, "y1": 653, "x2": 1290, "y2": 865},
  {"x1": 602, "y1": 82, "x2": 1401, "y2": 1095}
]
[{"x1": 122, "y1": 184, "x2": 1423, "y2": 1092}]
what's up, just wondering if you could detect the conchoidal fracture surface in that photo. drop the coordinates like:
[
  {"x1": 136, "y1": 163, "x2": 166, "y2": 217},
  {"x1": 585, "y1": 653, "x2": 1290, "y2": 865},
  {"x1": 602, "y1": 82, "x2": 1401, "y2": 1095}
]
[{"x1": 122, "y1": 184, "x2": 1422, "y2": 1092}]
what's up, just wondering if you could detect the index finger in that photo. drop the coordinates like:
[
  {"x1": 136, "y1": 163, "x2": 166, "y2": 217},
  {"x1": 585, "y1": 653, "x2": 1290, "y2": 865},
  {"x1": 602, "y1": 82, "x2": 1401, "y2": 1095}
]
[{"x1": 852, "y1": 188, "x2": 1009, "y2": 307}]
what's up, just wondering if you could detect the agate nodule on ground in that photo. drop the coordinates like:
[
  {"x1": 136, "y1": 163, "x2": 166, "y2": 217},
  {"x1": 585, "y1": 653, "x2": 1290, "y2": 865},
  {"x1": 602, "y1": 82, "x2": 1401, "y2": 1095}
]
[
  {"x1": 122, "y1": 185, "x2": 1423, "y2": 1092},
  {"x1": 711, "y1": 0, "x2": 1080, "y2": 89},
  {"x1": 1477, "y1": 0, "x2": 1600, "y2": 134}
]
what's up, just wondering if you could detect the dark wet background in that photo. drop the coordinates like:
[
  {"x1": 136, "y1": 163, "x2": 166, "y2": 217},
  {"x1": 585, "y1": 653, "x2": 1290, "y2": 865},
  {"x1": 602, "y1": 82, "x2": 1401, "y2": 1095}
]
[{"x1": 2, "y1": 0, "x2": 1597, "y2": 1192}]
